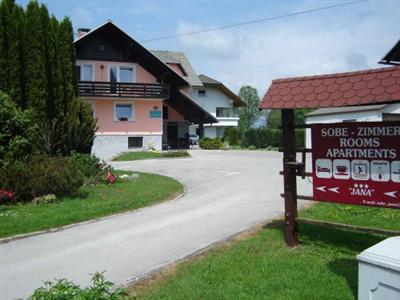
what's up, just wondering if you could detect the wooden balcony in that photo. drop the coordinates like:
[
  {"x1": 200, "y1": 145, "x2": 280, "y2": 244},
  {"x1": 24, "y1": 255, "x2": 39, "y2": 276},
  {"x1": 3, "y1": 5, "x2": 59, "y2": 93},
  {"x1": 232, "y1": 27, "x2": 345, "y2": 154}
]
[{"x1": 78, "y1": 81, "x2": 169, "y2": 99}]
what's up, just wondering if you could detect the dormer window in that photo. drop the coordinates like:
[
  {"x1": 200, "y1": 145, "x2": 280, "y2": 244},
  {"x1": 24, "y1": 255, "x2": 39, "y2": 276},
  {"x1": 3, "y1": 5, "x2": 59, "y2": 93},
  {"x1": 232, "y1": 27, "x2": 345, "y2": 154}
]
[{"x1": 198, "y1": 90, "x2": 206, "y2": 97}]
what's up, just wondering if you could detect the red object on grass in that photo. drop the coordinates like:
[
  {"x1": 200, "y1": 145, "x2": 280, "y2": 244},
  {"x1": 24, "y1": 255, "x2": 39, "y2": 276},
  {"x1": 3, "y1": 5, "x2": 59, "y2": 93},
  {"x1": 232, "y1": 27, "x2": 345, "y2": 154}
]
[{"x1": 107, "y1": 171, "x2": 116, "y2": 184}]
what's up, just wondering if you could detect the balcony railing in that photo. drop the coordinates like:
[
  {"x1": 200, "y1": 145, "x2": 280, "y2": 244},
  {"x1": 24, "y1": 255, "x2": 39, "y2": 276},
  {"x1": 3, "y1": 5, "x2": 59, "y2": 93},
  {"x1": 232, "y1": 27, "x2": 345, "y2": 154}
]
[{"x1": 78, "y1": 81, "x2": 169, "y2": 99}]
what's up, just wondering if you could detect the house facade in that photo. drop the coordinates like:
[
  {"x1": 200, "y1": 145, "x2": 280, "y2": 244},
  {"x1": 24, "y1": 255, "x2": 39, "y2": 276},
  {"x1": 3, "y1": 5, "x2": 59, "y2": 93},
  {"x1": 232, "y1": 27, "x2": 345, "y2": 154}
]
[
  {"x1": 189, "y1": 75, "x2": 245, "y2": 138},
  {"x1": 74, "y1": 22, "x2": 216, "y2": 160}
]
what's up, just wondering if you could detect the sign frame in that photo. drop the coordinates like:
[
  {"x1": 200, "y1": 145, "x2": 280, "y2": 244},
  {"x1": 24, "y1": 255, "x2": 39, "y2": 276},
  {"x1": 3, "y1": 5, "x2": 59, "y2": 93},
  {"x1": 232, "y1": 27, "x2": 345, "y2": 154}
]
[{"x1": 311, "y1": 121, "x2": 400, "y2": 209}]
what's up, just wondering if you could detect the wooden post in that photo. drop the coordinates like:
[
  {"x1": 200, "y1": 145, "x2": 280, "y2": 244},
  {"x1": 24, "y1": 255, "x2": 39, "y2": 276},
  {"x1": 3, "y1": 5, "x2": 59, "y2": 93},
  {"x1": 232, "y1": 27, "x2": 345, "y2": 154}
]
[{"x1": 281, "y1": 109, "x2": 299, "y2": 247}]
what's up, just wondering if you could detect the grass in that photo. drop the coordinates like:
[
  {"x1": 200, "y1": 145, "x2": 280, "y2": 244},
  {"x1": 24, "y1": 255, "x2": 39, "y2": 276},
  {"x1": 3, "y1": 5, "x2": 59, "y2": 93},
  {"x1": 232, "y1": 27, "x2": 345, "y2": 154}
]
[
  {"x1": 300, "y1": 202, "x2": 400, "y2": 231},
  {"x1": 129, "y1": 203, "x2": 398, "y2": 300},
  {"x1": 0, "y1": 171, "x2": 183, "y2": 238},
  {"x1": 113, "y1": 150, "x2": 190, "y2": 161}
]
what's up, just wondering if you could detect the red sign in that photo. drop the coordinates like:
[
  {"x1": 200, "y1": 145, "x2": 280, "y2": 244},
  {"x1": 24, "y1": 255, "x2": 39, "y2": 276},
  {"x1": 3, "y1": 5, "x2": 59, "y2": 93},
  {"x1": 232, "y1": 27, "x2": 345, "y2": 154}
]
[{"x1": 312, "y1": 122, "x2": 400, "y2": 209}]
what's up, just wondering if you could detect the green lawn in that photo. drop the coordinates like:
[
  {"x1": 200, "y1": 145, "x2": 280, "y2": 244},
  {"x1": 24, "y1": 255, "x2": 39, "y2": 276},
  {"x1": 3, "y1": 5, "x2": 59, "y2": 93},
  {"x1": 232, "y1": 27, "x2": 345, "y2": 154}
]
[
  {"x1": 113, "y1": 150, "x2": 190, "y2": 161},
  {"x1": 300, "y1": 202, "x2": 400, "y2": 231},
  {"x1": 130, "y1": 203, "x2": 398, "y2": 300},
  {"x1": 0, "y1": 171, "x2": 183, "y2": 238}
]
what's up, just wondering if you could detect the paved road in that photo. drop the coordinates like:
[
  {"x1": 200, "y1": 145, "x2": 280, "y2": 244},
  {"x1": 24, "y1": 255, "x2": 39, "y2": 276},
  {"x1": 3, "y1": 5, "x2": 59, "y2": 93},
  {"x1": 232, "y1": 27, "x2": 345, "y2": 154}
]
[{"x1": 1, "y1": 150, "x2": 311, "y2": 299}]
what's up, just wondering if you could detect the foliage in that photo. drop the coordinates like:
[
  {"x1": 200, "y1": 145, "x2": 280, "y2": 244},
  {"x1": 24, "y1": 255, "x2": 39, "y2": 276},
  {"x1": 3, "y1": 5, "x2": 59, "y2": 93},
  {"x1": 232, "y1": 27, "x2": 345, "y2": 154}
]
[
  {"x1": 65, "y1": 98, "x2": 97, "y2": 155},
  {"x1": 113, "y1": 151, "x2": 190, "y2": 161},
  {"x1": 267, "y1": 109, "x2": 313, "y2": 129},
  {"x1": 162, "y1": 150, "x2": 190, "y2": 158},
  {"x1": 199, "y1": 137, "x2": 224, "y2": 150},
  {"x1": 0, "y1": 189, "x2": 14, "y2": 204},
  {"x1": 248, "y1": 145, "x2": 256, "y2": 150},
  {"x1": 0, "y1": 0, "x2": 96, "y2": 155},
  {"x1": 32, "y1": 194, "x2": 57, "y2": 205},
  {"x1": 226, "y1": 127, "x2": 238, "y2": 146},
  {"x1": 0, "y1": 155, "x2": 84, "y2": 202},
  {"x1": 237, "y1": 86, "x2": 262, "y2": 134},
  {"x1": 0, "y1": 172, "x2": 183, "y2": 238},
  {"x1": 67, "y1": 151, "x2": 103, "y2": 178},
  {"x1": 29, "y1": 272, "x2": 128, "y2": 300},
  {"x1": 241, "y1": 127, "x2": 304, "y2": 149},
  {"x1": 0, "y1": 92, "x2": 38, "y2": 166}
]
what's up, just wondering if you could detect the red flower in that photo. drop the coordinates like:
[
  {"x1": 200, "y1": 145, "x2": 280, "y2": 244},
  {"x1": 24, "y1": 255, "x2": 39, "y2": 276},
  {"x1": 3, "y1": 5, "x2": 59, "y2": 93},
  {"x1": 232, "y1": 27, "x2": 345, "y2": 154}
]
[{"x1": 107, "y1": 171, "x2": 116, "y2": 184}]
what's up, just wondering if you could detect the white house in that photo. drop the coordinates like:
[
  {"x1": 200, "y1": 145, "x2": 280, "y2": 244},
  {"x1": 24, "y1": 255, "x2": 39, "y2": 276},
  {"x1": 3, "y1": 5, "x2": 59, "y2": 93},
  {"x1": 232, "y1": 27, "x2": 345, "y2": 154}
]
[
  {"x1": 189, "y1": 74, "x2": 246, "y2": 138},
  {"x1": 305, "y1": 104, "x2": 400, "y2": 148}
]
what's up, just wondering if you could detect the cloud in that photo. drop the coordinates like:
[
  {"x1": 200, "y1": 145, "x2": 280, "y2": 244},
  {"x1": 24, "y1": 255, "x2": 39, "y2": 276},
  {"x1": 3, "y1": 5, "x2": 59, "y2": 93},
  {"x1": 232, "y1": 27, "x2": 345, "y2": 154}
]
[
  {"x1": 175, "y1": 22, "x2": 242, "y2": 59},
  {"x1": 126, "y1": 2, "x2": 164, "y2": 16},
  {"x1": 172, "y1": 1, "x2": 400, "y2": 96}
]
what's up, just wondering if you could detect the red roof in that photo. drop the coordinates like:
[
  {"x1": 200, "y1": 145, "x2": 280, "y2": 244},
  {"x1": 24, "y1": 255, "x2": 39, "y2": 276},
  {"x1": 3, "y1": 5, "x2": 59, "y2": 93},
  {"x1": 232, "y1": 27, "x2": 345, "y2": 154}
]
[{"x1": 259, "y1": 66, "x2": 400, "y2": 109}]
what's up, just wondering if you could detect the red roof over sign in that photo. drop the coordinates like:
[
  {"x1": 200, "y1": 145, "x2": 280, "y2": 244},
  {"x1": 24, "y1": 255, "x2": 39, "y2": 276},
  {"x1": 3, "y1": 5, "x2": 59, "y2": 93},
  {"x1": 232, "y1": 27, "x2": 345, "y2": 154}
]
[{"x1": 259, "y1": 66, "x2": 400, "y2": 109}]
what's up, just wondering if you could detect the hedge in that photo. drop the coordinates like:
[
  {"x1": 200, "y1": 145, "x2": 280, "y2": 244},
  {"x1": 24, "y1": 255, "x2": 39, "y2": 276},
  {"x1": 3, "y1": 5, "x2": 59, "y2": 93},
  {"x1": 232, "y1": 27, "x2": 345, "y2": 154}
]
[
  {"x1": 241, "y1": 128, "x2": 305, "y2": 149},
  {"x1": 199, "y1": 138, "x2": 224, "y2": 150}
]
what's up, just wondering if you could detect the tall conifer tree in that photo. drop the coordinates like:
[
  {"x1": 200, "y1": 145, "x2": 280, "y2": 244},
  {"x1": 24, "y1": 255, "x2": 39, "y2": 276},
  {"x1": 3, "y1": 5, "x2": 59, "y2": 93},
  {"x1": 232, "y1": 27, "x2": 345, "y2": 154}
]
[{"x1": 25, "y1": 1, "x2": 47, "y2": 116}]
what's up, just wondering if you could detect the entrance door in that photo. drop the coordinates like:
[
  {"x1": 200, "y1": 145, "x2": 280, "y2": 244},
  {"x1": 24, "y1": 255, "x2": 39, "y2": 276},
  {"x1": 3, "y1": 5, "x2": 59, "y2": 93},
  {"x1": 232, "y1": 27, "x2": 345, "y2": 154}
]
[{"x1": 167, "y1": 123, "x2": 178, "y2": 149}]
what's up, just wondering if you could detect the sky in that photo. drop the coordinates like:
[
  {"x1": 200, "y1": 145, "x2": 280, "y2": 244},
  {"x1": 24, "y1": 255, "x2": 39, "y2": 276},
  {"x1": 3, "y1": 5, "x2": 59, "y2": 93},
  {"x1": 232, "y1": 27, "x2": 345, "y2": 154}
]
[{"x1": 16, "y1": 0, "x2": 400, "y2": 97}]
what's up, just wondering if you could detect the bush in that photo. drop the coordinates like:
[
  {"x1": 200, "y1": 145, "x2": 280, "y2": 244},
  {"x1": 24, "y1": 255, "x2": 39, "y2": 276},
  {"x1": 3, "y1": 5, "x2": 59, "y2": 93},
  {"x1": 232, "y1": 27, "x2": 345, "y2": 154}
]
[
  {"x1": 248, "y1": 145, "x2": 256, "y2": 150},
  {"x1": 68, "y1": 151, "x2": 103, "y2": 178},
  {"x1": 227, "y1": 128, "x2": 239, "y2": 146},
  {"x1": 240, "y1": 128, "x2": 304, "y2": 149},
  {"x1": 162, "y1": 150, "x2": 190, "y2": 158},
  {"x1": 0, "y1": 92, "x2": 38, "y2": 167},
  {"x1": 199, "y1": 137, "x2": 223, "y2": 150},
  {"x1": 65, "y1": 98, "x2": 97, "y2": 155},
  {"x1": 0, "y1": 155, "x2": 84, "y2": 202},
  {"x1": 29, "y1": 272, "x2": 128, "y2": 299}
]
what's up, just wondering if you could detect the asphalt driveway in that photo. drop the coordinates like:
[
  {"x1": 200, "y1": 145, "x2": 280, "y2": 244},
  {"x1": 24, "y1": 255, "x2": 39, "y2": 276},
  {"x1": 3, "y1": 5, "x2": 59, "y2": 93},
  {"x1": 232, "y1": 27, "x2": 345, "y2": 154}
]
[{"x1": 1, "y1": 150, "x2": 312, "y2": 299}]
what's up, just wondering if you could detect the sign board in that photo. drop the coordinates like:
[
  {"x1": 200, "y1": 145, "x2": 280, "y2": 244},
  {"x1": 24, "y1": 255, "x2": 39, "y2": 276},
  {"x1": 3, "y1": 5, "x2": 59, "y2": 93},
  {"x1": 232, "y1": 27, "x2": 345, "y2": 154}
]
[
  {"x1": 149, "y1": 110, "x2": 161, "y2": 118},
  {"x1": 312, "y1": 122, "x2": 400, "y2": 209}
]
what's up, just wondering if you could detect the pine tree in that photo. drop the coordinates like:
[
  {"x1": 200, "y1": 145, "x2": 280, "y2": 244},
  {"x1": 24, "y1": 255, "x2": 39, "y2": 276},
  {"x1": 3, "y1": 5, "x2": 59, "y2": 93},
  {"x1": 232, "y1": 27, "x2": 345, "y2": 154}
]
[
  {"x1": 58, "y1": 17, "x2": 76, "y2": 113},
  {"x1": 0, "y1": 4, "x2": 7, "y2": 92},
  {"x1": 8, "y1": 4, "x2": 25, "y2": 107},
  {"x1": 0, "y1": 0, "x2": 12, "y2": 93},
  {"x1": 25, "y1": 0, "x2": 47, "y2": 117}
]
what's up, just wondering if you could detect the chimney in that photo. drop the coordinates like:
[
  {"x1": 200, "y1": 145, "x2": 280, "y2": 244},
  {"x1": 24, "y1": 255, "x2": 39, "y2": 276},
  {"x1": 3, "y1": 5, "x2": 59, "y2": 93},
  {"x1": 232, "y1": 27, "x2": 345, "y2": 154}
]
[{"x1": 77, "y1": 28, "x2": 90, "y2": 38}]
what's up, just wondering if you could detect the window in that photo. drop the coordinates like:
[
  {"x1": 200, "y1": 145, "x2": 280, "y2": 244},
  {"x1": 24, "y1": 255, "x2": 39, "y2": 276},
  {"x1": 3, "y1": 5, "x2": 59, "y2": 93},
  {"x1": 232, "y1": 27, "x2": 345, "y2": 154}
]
[
  {"x1": 114, "y1": 103, "x2": 133, "y2": 121},
  {"x1": 198, "y1": 90, "x2": 206, "y2": 97},
  {"x1": 109, "y1": 65, "x2": 135, "y2": 83},
  {"x1": 99, "y1": 44, "x2": 106, "y2": 52},
  {"x1": 216, "y1": 107, "x2": 232, "y2": 117},
  {"x1": 128, "y1": 137, "x2": 143, "y2": 148},
  {"x1": 119, "y1": 67, "x2": 134, "y2": 82},
  {"x1": 75, "y1": 64, "x2": 93, "y2": 81},
  {"x1": 163, "y1": 106, "x2": 169, "y2": 120}
]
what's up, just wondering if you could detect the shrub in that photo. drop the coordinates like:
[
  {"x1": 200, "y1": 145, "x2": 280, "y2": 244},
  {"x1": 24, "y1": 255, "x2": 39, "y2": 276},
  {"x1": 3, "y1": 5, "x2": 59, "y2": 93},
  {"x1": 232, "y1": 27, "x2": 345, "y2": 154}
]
[
  {"x1": 29, "y1": 272, "x2": 128, "y2": 299},
  {"x1": 248, "y1": 145, "x2": 257, "y2": 150},
  {"x1": 227, "y1": 128, "x2": 239, "y2": 146},
  {"x1": 32, "y1": 194, "x2": 57, "y2": 205},
  {"x1": 241, "y1": 127, "x2": 304, "y2": 149},
  {"x1": 65, "y1": 98, "x2": 97, "y2": 155},
  {"x1": 199, "y1": 137, "x2": 223, "y2": 150},
  {"x1": 162, "y1": 150, "x2": 190, "y2": 158},
  {"x1": 68, "y1": 151, "x2": 103, "y2": 178},
  {"x1": 0, "y1": 155, "x2": 84, "y2": 202},
  {"x1": 0, "y1": 92, "x2": 38, "y2": 167}
]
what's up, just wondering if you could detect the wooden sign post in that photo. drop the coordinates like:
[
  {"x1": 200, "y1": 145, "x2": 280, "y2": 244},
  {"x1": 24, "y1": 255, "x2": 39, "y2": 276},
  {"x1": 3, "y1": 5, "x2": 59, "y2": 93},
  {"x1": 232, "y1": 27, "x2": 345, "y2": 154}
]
[{"x1": 281, "y1": 109, "x2": 300, "y2": 247}]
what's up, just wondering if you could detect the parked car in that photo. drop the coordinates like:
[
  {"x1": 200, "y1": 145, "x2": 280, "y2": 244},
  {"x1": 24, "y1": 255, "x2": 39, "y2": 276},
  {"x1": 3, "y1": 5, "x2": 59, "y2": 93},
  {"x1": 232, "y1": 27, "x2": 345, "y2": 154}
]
[{"x1": 188, "y1": 134, "x2": 199, "y2": 145}]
